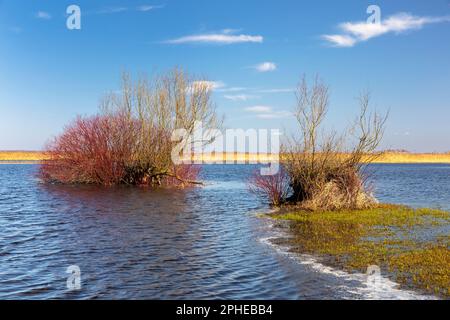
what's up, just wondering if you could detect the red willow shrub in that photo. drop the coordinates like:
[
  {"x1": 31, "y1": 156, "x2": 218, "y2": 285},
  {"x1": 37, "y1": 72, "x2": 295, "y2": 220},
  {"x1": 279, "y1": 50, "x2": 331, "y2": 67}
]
[
  {"x1": 39, "y1": 113, "x2": 201, "y2": 187},
  {"x1": 39, "y1": 112, "x2": 140, "y2": 185},
  {"x1": 162, "y1": 164, "x2": 201, "y2": 187},
  {"x1": 248, "y1": 167, "x2": 291, "y2": 206}
]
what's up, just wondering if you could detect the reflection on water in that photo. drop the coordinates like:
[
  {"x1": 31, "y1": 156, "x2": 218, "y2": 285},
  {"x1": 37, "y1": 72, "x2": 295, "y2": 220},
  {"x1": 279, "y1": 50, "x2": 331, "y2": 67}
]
[{"x1": 0, "y1": 164, "x2": 449, "y2": 299}]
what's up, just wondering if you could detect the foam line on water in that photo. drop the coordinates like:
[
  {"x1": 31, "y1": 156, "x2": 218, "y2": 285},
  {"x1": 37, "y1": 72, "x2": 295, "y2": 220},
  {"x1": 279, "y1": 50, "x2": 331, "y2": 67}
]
[{"x1": 260, "y1": 219, "x2": 437, "y2": 300}]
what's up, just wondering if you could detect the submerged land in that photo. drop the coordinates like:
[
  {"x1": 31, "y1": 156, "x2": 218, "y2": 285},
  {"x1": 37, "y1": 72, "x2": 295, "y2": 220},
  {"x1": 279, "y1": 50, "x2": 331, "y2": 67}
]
[
  {"x1": 2, "y1": 151, "x2": 450, "y2": 164},
  {"x1": 267, "y1": 205, "x2": 450, "y2": 298}
]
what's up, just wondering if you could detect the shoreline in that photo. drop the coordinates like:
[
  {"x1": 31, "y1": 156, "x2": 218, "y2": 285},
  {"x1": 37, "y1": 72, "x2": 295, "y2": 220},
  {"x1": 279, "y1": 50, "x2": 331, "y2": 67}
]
[
  {"x1": 259, "y1": 217, "x2": 436, "y2": 300},
  {"x1": 264, "y1": 205, "x2": 450, "y2": 298},
  {"x1": 2, "y1": 151, "x2": 450, "y2": 164}
]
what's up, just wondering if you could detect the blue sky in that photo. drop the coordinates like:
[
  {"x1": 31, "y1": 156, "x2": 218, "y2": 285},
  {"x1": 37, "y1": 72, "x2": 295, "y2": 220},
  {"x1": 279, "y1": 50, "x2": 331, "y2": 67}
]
[{"x1": 0, "y1": 0, "x2": 449, "y2": 151}]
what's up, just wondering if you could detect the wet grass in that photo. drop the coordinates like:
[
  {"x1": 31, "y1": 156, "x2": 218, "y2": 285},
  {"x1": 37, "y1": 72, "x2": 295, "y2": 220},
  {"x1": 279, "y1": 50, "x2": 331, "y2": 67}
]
[{"x1": 268, "y1": 204, "x2": 450, "y2": 298}]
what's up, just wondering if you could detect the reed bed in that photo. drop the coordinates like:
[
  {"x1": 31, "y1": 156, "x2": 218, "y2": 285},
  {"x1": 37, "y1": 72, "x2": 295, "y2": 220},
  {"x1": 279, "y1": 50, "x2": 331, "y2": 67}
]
[{"x1": 2, "y1": 151, "x2": 450, "y2": 164}]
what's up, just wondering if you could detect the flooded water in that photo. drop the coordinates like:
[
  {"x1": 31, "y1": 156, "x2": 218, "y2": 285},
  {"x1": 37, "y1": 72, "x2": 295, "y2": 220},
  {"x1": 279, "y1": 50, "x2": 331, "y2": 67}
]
[{"x1": 0, "y1": 163, "x2": 449, "y2": 299}]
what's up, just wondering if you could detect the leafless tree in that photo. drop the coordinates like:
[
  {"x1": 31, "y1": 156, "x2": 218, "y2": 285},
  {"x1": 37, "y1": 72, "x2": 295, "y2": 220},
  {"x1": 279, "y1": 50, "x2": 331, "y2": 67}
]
[{"x1": 281, "y1": 75, "x2": 388, "y2": 209}]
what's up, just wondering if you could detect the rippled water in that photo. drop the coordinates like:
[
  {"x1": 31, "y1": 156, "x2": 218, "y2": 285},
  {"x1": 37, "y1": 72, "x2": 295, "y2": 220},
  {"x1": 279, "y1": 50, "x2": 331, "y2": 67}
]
[
  {"x1": 0, "y1": 163, "x2": 449, "y2": 299},
  {"x1": 370, "y1": 164, "x2": 450, "y2": 211}
]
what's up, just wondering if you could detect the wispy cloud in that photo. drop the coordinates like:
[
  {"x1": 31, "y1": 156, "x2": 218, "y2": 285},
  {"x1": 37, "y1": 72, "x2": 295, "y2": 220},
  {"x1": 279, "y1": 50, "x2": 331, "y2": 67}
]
[
  {"x1": 221, "y1": 28, "x2": 241, "y2": 34},
  {"x1": 321, "y1": 34, "x2": 356, "y2": 47},
  {"x1": 224, "y1": 94, "x2": 259, "y2": 101},
  {"x1": 253, "y1": 62, "x2": 277, "y2": 72},
  {"x1": 137, "y1": 4, "x2": 165, "y2": 12},
  {"x1": 96, "y1": 7, "x2": 128, "y2": 14},
  {"x1": 245, "y1": 105, "x2": 291, "y2": 119},
  {"x1": 93, "y1": 5, "x2": 163, "y2": 15},
  {"x1": 256, "y1": 111, "x2": 291, "y2": 119},
  {"x1": 322, "y1": 12, "x2": 450, "y2": 47},
  {"x1": 245, "y1": 106, "x2": 272, "y2": 113},
  {"x1": 165, "y1": 29, "x2": 263, "y2": 45},
  {"x1": 200, "y1": 80, "x2": 250, "y2": 94},
  {"x1": 257, "y1": 88, "x2": 295, "y2": 94},
  {"x1": 188, "y1": 81, "x2": 225, "y2": 93},
  {"x1": 217, "y1": 87, "x2": 247, "y2": 93},
  {"x1": 36, "y1": 11, "x2": 51, "y2": 20},
  {"x1": 198, "y1": 81, "x2": 225, "y2": 90}
]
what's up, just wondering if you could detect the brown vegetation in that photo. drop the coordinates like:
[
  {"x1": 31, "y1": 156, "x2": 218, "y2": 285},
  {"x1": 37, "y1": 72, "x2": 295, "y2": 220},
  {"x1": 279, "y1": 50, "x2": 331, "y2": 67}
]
[{"x1": 250, "y1": 75, "x2": 387, "y2": 209}]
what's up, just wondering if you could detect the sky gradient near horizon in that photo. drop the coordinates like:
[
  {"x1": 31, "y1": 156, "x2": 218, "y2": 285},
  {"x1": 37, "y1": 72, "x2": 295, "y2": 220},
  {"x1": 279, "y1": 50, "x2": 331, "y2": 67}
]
[{"x1": 0, "y1": 0, "x2": 449, "y2": 152}]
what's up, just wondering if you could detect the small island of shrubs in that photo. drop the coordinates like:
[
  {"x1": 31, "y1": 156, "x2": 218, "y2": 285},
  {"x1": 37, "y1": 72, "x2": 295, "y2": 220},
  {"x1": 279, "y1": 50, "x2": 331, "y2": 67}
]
[
  {"x1": 39, "y1": 69, "x2": 220, "y2": 187},
  {"x1": 246, "y1": 76, "x2": 449, "y2": 298}
]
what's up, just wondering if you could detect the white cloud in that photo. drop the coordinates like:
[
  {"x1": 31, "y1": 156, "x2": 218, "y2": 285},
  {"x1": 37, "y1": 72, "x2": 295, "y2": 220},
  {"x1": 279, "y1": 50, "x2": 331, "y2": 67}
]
[
  {"x1": 253, "y1": 62, "x2": 277, "y2": 72},
  {"x1": 245, "y1": 105, "x2": 291, "y2": 119},
  {"x1": 165, "y1": 29, "x2": 263, "y2": 45},
  {"x1": 137, "y1": 5, "x2": 154, "y2": 12},
  {"x1": 221, "y1": 28, "x2": 241, "y2": 34},
  {"x1": 321, "y1": 34, "x2": 356, "y2": 47},
  {"x1": 343, "y1": 13, "x2": 450, "y2": 40},
  {"x1": 90, "y1": 5, "x2": 163, "y2": 15},
  {"x1": 224, "y1": 94, "x2": 259, "y2": 101},
  {"x1": 199, "y1": 81, "x2": 225, "y2": 90},
  {"x1": 137, "y1": 5, "x2": 164, "y2": 12},
  {"x1": 188, "y1": 81, "x2": 225, "y2": 93},
  {"x1": 194, "y1": 84, "x2": 294, "y2": 98},
  {"x1": 36, "y1": 11, "x2": 51, "y2": 19},
  {"x1": 97, "y1": 7, "x2": 128, "y2": 14},
  {"x1": 217, "y1": 87, "x2": 247, "y2": 93},
  {"x1": 245, "y1": 106, "x2": 272, "y2": 113},
  {"x1": 323, "y1": 13, "x2": 450, "y2": 47},
  {"x1": 256, "y1": 111, "x2": 291, "y2": 119}
]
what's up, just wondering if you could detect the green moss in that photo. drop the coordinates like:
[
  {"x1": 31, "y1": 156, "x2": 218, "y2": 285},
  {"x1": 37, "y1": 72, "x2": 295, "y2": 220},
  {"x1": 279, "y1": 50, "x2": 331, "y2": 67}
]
[
  {"x1": 389, "y1": 246, "x2": 449, "y2": 297},
  {"x1": 268, "y1": 205, "x2": 450, "y2": 298},
  {"x1": 274, "y1": 205, "x2": 449, "y2": 227}
]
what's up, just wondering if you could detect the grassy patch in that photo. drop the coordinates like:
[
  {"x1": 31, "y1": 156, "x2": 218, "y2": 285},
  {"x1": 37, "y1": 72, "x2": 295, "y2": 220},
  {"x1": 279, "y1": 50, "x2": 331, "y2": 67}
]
[{"x1": 269, "y1": 204, "x2": 450, "y2": 298}]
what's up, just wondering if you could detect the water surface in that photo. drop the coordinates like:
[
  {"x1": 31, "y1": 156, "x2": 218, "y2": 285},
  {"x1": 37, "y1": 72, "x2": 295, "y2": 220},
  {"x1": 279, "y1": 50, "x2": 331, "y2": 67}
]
[{"x1": 0, "y1": 163, "x2": 449, "y2": 299}]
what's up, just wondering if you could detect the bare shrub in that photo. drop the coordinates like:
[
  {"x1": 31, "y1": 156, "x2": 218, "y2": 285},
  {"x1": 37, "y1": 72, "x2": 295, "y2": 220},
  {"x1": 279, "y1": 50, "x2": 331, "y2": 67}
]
[
  {"x1": 248, "y1": 167, "x2": 291, "y2": 206},
  {"x1": 281, "y1": 75, "x2": 387, "y2": 210}
]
